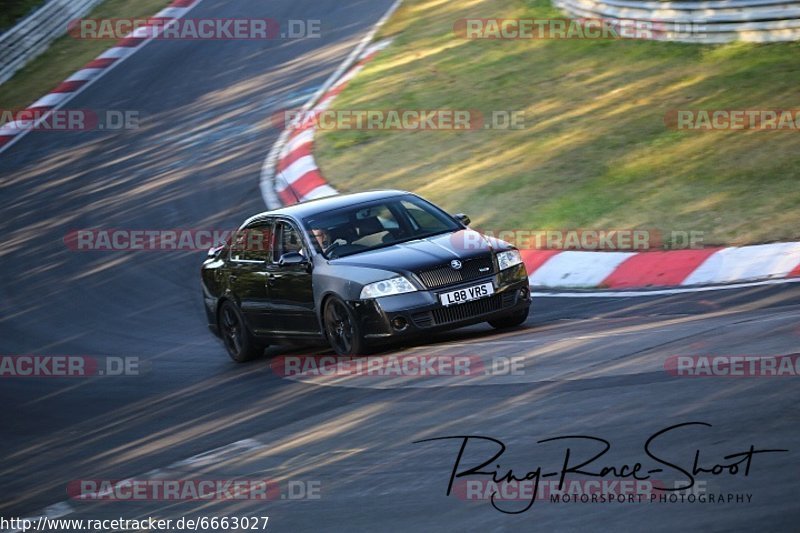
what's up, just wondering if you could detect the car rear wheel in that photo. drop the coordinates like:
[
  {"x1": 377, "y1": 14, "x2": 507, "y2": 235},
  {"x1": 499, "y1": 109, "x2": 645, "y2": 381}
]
[
  {"x1": 488, "y1": 306, "x2": 529, "y2": 329},
  {"x1": 323, "y1": 297, "x2": 366, "y2": 356},
  {"x1": 219, "y1": 300, "x2": 265, "y2": 363}
]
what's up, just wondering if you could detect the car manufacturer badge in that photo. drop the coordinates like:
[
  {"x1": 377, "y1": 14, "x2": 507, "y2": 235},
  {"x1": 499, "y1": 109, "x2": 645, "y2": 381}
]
[{"x1": 450, "y1": 260, "x2": 463, "y2": 270}]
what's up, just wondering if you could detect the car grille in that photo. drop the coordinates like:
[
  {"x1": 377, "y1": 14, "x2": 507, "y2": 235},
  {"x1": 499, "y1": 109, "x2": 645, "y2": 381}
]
[
  {"x1": 416, "y1": 256, "x2": 495, "y2": 289},
  {"x1": 410, "y1": 294, "x2": 504, "y2": 328}
]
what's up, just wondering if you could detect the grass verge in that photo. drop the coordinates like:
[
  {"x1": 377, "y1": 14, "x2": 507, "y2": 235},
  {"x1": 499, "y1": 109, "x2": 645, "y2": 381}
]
[{"x1": 315, "y1": 0, "x2": 800, "y2": 246}]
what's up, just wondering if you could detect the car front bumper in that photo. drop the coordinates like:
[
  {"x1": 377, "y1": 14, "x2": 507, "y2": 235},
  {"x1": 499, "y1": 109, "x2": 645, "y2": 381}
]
[{"x1": 350, "y1": 264, "x2": 531, "y2": 340}]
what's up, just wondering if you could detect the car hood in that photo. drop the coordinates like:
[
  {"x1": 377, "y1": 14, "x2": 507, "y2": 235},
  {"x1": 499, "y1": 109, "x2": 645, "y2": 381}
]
[{"x1": 329, "y1": 229, "x2": 505, "y2": 272}]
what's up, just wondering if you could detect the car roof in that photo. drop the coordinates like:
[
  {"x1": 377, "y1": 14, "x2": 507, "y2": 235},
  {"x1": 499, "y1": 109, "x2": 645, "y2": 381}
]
[{"x1": 242, "y1": 189, "x2": 413, "y2": 226}]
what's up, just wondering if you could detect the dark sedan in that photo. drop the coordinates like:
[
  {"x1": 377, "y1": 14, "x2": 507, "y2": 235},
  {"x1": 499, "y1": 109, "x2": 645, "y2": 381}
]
[{"x1": 201, "y1": 190, "x2": 531, "y2": 360}]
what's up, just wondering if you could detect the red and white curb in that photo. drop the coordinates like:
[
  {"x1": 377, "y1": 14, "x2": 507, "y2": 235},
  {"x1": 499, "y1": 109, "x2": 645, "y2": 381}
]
[
  {"x1": 523, "y1": 243, "x2": 800, "y2": 289},
  {"x1": 0, "y1": 0, "x2": 203, "y2": 155}
]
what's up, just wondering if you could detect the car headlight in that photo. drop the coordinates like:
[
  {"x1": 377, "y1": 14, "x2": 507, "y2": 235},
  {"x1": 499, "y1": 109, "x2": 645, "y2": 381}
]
[
  {"x1": 360, "y1": 277, "x2": 418, "y2": 299},
  {"x1": 496, "y1": 250, "x2": 523, "y2": 271}
]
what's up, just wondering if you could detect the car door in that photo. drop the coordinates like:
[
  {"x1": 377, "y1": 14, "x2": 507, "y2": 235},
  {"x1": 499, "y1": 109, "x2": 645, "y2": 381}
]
[
  {"x1": 266, "y1": 220, "x2": 317, "y2": 335},
  {"x1": 227, "y1": 220, "x2": 273, "y2": 335}
]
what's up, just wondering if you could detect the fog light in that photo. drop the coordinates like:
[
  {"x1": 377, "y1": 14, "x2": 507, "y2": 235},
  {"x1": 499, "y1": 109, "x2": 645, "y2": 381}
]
[
  {"x1": 519, "y1": 286, "x2": 530, "y2": 300},
  {"x1": 391, "y1": 317, "x2": 408, "y2": 331}
]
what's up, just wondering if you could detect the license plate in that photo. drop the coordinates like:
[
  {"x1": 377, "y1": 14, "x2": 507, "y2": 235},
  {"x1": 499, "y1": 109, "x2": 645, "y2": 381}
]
[{"x1": 439, "y1": 282, "x2": 494, "y2": 307}]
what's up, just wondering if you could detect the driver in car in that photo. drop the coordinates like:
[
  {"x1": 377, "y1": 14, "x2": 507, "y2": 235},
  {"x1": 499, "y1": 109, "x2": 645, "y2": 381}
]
[
  {"x1": 311, "y1": 228, "x2": 331, "y2": 250},
  {"x1": 309, "y1": 227, "x2": 348, "y2": 254}
]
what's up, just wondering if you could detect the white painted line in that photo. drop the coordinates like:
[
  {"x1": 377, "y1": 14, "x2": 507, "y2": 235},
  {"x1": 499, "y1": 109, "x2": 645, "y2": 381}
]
[
  {"x1": 362, "y1": 39, "x2": 392, "y2": 57},
  {"x1": 531, "y1": 275, "x2": 800, "y2": 297},
  {"x1": 330, "y1": 65, "x2": 364, "y2": 89},
  {"x1": 529, "y1": 251, "x2": 635, "y2": 288}
]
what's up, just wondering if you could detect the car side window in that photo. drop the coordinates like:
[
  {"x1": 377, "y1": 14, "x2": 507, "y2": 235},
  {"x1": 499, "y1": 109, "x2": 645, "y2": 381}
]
[
  {"x1": 230, "y1": 221, "x2": 272, "y2": 262},
  {"x1": 272, "y1": 222, "x2": 304, "y2": 263}
]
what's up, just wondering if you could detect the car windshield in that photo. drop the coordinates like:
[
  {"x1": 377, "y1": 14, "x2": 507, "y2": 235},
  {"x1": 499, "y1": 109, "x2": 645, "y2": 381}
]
[{"x1": 303, "y1": 195, "x2": 461, "y2": 259}]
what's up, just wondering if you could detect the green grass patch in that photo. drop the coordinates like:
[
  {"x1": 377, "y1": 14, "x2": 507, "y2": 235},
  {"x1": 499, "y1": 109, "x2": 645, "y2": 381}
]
[
  {"x1": 315, "y1": 0, "x2": 800, "y2": 245},
  {"x1": 0, "y1": 0, "x2": 171, "y2": 113}
]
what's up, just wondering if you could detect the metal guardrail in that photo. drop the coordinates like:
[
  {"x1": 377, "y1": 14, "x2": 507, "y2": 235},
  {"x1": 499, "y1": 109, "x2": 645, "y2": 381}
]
[
  {"x1": 0, "y1": 0, "x2": 104, "y2": 85},
  {"x1": 554, "y1": 0, "x2": 800, "y2": 42}
]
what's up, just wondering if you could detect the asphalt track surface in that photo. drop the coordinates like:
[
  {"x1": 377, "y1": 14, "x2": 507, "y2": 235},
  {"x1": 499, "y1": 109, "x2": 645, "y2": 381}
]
[{"x1": 1, "y1": 1, "x2": 799, "y2": 531}]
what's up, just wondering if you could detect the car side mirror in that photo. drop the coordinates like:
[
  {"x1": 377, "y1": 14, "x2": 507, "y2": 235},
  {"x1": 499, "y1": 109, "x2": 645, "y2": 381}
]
[
  {"x1": 454, "y1": 213, "x2": 471, "y2": 226},
  {"x1": 278, "y1": 251, "x2": 308, "y2": 267},
  {"x1": 207, "y1": 241, "x2": 225, "y2": 259}
]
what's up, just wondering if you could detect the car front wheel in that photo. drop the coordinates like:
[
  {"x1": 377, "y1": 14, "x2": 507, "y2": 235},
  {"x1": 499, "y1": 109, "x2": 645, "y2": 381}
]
[
  {"x1": 323, "y1": 297, "x2": 366, "y2": 356},
  {"x1": 219, "y1": 300, "x2": 265, "y2": 363}
]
